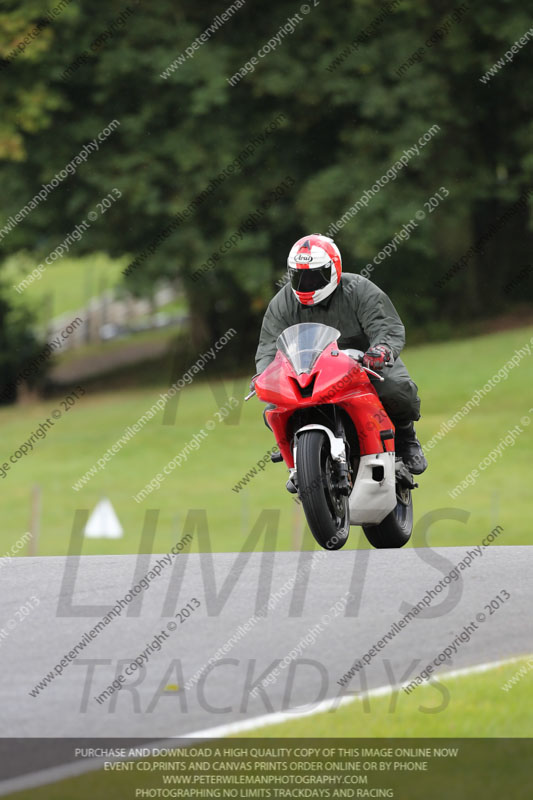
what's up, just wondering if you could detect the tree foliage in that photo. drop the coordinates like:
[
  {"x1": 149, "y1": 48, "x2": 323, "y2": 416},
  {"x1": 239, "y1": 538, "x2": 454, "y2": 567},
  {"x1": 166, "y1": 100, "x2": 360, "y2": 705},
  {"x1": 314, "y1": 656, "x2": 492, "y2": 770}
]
[
  {"x1": 0, "y1": 276, "x2": 43, "y2": 403},
  {"x1": 0, "y1": 0, "x2": 532, "y2": 361}
]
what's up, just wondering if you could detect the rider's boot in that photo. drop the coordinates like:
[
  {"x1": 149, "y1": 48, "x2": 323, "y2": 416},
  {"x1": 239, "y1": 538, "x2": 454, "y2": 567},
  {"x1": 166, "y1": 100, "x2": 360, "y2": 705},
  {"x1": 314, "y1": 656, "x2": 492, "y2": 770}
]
[{"x1": 394, "y1": 421, "x2": 428, "y2": 475}]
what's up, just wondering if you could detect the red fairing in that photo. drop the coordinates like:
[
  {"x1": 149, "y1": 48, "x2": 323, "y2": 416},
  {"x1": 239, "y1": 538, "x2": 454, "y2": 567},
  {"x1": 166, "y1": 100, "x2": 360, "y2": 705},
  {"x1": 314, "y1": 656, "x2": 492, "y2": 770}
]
[{"x1": 255, "y1": 343, "x2": 395, "y2": 468}]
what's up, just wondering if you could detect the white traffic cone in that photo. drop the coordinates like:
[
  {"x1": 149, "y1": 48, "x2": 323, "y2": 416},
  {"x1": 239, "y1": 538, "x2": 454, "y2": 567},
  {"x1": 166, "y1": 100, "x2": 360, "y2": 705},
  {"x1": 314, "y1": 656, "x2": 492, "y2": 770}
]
[{"x1": 84, "y1": 498, "x2": 123, "y2": 539}]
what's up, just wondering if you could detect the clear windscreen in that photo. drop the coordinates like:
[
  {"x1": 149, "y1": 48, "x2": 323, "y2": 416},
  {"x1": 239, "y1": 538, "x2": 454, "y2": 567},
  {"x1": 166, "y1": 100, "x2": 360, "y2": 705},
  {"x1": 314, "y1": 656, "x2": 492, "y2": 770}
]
[{"x1": 276, "y1": 323, "x2": 340, "y2": 375}]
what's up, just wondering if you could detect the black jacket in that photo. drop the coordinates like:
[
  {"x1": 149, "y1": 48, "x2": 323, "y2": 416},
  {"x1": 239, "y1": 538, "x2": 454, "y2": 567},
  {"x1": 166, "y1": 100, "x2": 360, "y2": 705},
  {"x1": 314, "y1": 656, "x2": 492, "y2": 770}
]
[{"x1": 255, "y1": 273, "x2": 405, "y2": 373}]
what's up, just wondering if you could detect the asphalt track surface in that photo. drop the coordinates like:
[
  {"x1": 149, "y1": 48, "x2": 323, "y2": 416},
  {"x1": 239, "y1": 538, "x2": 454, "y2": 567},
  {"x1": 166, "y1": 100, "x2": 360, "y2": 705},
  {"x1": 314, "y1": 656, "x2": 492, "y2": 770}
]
[{"x1": 0, "y1": 545, "x2": 531, "y2": 789}]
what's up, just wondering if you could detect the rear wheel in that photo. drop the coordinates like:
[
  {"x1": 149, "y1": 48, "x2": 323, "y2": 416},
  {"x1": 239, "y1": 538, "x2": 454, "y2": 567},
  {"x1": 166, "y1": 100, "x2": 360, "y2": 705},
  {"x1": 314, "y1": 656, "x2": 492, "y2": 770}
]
[
  {"x1": 362, "y1": 484, "x2": 413, "y2": 549},
  {"x1": 296, "y1": 430, "x2": 349, "y2": 551}
]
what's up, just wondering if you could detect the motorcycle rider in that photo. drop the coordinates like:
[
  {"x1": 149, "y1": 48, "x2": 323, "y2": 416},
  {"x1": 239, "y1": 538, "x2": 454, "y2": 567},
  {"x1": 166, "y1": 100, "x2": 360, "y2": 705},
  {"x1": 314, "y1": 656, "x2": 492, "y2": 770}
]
[{"x1": 255, "y1": 233, "x2": 428, "y2": 477}]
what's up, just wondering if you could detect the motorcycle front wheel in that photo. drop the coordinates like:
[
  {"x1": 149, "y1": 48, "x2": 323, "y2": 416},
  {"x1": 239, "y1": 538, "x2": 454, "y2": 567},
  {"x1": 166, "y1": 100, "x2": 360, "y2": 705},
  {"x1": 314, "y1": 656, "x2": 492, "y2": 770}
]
[{"x1": 296, "y1": 430, "x2": 349, "y2": 551}]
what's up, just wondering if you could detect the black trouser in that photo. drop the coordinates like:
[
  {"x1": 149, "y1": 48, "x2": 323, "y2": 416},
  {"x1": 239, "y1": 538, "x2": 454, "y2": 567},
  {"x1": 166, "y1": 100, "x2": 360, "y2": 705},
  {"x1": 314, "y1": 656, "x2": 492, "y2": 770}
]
[
  {"x1": 263, "y1": 356, "x2": 421, "y2": 429},
  {"x1": 369, "y1": 356, "x2": 421, "y2": 425}
]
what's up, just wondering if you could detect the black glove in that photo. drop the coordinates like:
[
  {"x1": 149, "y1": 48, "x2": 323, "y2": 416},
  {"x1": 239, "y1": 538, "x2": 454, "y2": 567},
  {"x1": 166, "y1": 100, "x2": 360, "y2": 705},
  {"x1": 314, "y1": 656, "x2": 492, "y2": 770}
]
[{"x1": 363, "y1": 344, "x2": 393, "y2": 370}]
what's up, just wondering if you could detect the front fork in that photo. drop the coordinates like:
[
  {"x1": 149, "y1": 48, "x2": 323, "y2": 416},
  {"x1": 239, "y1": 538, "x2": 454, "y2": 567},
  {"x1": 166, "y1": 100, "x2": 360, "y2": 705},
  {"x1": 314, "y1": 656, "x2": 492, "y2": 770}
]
[
  {"x1": 292, "y1": 421, "x2": 352, "y2": 497},
  {"x1": 329, "y1": 458, "x2": 351, "y2": 496},
  {"x1": 332, "y1": 412, "x2": 352, "y2": 496}
]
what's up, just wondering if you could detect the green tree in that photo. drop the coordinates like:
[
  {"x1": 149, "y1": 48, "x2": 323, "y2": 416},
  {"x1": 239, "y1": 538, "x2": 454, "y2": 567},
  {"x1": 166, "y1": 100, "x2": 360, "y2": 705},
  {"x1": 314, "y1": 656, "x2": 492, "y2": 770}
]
[
  {"x1": 0, "y1": 0, "x2": 531, "y2": 362},
  {"x1": 0, "y1": 277, "x2": 44, "y2": 403}
]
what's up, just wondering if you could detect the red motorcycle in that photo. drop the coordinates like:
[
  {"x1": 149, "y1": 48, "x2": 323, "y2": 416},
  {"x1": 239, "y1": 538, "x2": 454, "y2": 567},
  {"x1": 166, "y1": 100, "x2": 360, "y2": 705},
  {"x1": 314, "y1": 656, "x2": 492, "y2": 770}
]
[{"x1": 247, "y1": 323, "x2": 417, "y2": 550}]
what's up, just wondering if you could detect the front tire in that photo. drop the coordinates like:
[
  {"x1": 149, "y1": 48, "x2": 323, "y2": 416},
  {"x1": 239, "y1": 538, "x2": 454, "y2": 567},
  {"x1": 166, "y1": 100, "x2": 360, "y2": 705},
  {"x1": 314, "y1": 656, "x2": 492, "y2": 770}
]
[
  {"x1": 296, "y1": 430, "x2": 349, "y2": 551},
  {"x1": 362, "y1": 485, "x2": 413, "y2": 549}
]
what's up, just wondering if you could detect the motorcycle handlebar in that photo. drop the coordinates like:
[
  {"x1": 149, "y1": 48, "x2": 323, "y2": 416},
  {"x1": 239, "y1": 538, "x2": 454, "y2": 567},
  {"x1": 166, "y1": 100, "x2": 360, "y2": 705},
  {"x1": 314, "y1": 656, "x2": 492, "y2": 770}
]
[
  {"x1": 354, "y1": 354, "x2": 393, "y2": 366},
  {"x1": 244, "y1": 373, "x2": 260, "y2": 400},
  {"x1": 352, "y1": 354, "x2": 388, "y2": 381},
  {"x1": 360, "y1": 364, "x2": 385, "y2": 382}
]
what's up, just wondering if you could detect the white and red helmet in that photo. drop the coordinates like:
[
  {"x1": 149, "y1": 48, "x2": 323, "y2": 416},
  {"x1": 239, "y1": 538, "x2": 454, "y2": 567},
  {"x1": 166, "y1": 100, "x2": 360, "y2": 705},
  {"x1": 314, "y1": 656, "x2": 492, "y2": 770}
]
[{"x1": 287, "y1": 234, "x2": 342, "y2": 305}]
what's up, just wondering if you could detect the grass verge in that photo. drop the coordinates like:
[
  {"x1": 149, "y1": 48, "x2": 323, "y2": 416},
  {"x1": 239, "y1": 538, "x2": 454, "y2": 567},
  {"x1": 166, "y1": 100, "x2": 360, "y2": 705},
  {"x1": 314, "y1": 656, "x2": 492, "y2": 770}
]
[
  {"x1": 0, "y1": 325, "x2": 531, "y2": 555},
  {"x1": 7, "y1": 657, "x2": 533, "y2": 799}
]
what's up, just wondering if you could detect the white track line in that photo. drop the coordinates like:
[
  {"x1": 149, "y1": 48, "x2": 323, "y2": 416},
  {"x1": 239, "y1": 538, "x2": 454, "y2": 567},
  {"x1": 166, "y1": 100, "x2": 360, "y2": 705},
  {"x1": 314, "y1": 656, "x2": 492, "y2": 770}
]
[
  {"x1": 184, "y1": 655, "x2": 527, "y2": 738},
  {"x1": 0, "y1": 655, "x2": 526, "y2": 797}
]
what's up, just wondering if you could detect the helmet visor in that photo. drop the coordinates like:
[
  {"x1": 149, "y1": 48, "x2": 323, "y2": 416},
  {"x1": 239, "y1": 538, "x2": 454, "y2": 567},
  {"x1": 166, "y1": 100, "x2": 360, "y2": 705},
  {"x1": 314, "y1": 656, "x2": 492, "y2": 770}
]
[{"x1": 289, "y1": 264, "x2": 332, "y2": 293}]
